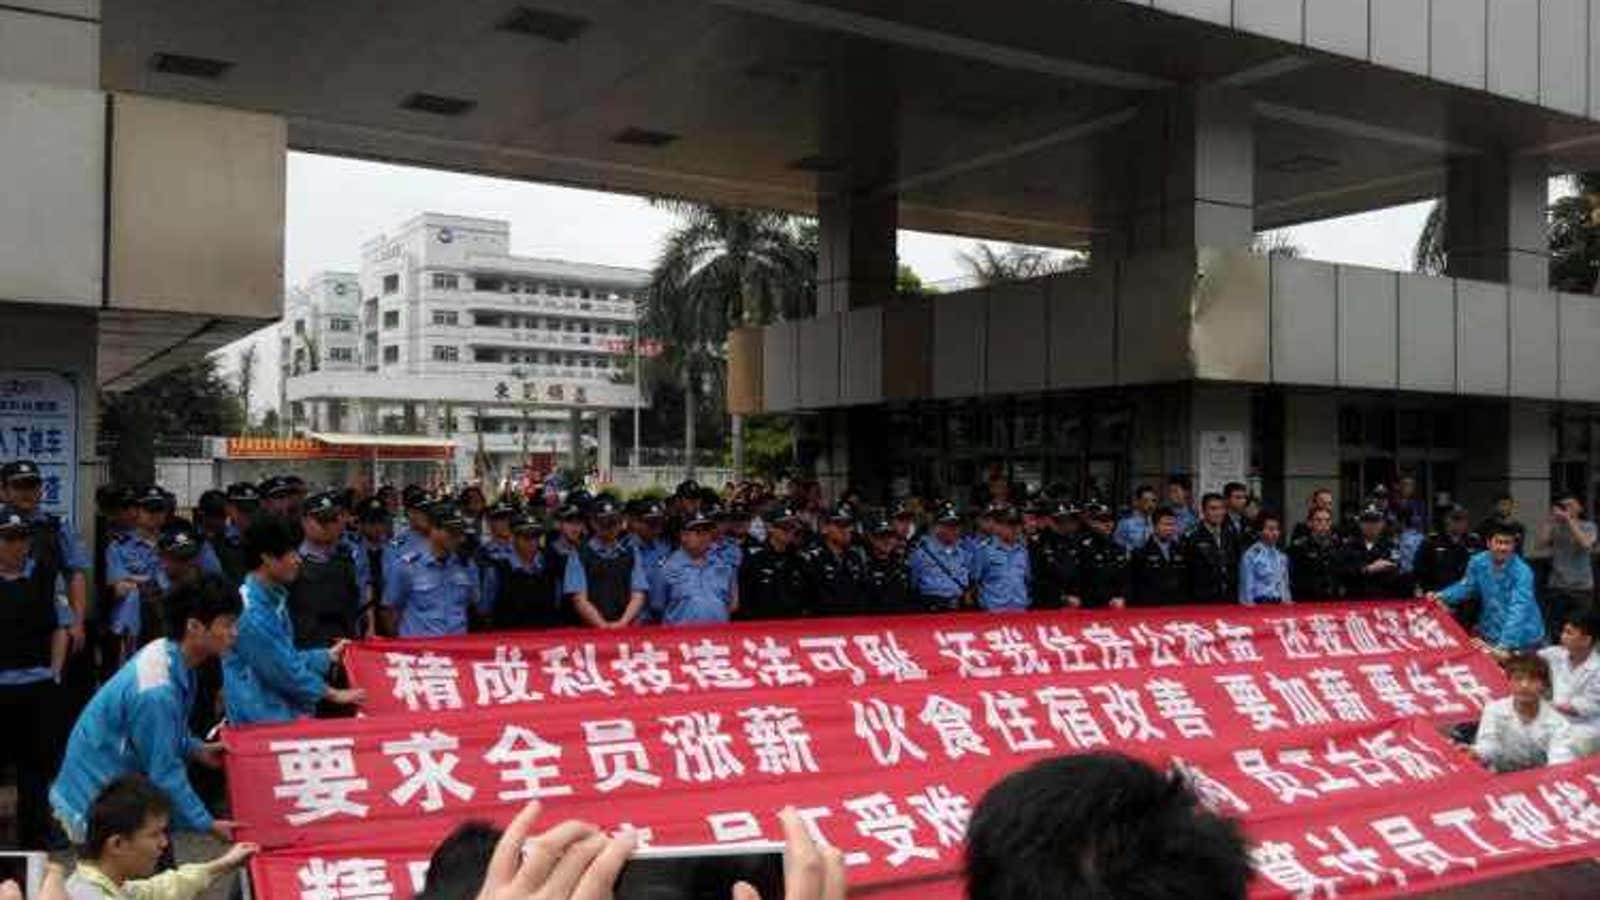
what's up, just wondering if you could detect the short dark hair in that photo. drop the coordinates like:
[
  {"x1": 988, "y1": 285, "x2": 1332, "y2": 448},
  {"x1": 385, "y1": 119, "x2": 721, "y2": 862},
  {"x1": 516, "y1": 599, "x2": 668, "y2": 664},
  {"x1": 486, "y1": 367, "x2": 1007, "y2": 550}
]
[
  {"x1": 244, "y1": 514, "x2": 297, "y2": 566},
  {"x1": 1565, "y1": 609, "x2": 1600, "y2": 642},
  {"x1": 1556, "y1": 493, "x2": 1583, "y2": 507},
  {"x1": 1133, "y1": 484, "x2": 1156, "y2": 501},
  {"x1": 1153, "y1": 507, "x2": 1178, "y2": 525},
  {"x1": 418, "y1": 821, "x2": 503, "y2": 900},
  {"x1": 1503, "y1": 653, "x2": 1552, "y2": 688},
  {"x1": 165, "y1": 576, "x2": 243, "y2": 641},
  {"x1": 1494, "y1": 493, "x2": 1514, "y2": 504},
  {"x1": 966, "y1": 753, "x2": 1249, "y2": 900},
  {"x1": 1487, "y1": 522, "x2": 1522, "y2": 541},
  {"x1": 82, "y1": 775, "x2": 170, "y2": 859},
  {"x1": 1200, "y1": 492, "x2": 1225, "y2": 508},
  {"x1": 1255, "y1": 510, "x2": 1282, "y2": 532},
  {"x1": 1223, "y1": 482, "x2": 1248, "y2": 497},
  {"x1": 1165, "y1": 474, "x2": 1190, "y2": 490}
]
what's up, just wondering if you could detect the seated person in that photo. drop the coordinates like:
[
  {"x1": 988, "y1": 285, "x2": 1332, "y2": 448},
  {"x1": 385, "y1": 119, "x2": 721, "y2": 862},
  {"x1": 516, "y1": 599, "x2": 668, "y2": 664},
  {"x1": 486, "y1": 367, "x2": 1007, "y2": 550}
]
[
  {"x1": 1472, "y1": 654, "x2": 1577, "y2": 773},
  {"x1": 1539, "y1": 609, "x2": 1600, "y2": 758},
  {"x1": 965, "y1": 752, "x2": 1249, "y2": 900},
  {"x1": 64, "y1": 774, "x2": 255, "y2": 900}
]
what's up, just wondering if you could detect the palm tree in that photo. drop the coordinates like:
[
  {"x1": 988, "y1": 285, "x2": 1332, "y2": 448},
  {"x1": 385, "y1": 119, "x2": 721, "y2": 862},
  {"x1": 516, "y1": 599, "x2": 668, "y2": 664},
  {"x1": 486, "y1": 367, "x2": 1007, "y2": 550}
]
[
  {"x1": 957, "y1": 243, "x2": 1082, "y2": 285},
  {"x1": 1414, "y1": 175, "x2": 1600, "y2": 289},
  {"x1": 643, "y1": 201, "x2": 817, "y2": 477},
  {"x1": 236, "y1": 343, "x2": 258, "y2": 416}
]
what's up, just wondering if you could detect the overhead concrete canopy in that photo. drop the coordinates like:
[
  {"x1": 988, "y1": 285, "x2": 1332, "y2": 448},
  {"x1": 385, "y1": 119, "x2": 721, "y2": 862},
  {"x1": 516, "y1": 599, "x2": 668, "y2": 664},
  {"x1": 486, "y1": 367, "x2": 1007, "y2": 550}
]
[{"x1": 103, "y1": 0, "x2": 1600, "y2": 249}]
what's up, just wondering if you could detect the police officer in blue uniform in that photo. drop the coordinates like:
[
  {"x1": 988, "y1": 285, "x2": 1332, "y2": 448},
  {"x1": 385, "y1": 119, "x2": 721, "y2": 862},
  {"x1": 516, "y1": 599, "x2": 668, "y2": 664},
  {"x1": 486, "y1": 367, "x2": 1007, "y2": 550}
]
[
  {"x1": 909, "y1": 503, "x2": 973, "y2": 610},
  {"x1": 215, "y1": 482, "x2": 261, "y2": 587},
  {"x1": 105, "y1": 487, "x2": 170, "y2": 654},
  {"x1": 0, "y1": 504, "x2": 72, "y2": 848},
  {"x1": 648, "y1": 510, "x2": 736, "y2": 624},
  {"x1": 382, "y1": 502, "x2": 483, "y2": 637},
  {"x1": 566, "y1": 498, "x2": 649, "y2": 628},
  {"x1": 976, "y1": 505, "x2": 1032, "y2": 612},
  {"x1": 2, "y1": 461, "x2": 89, "y2": 653},
  {"x1": 382, "y1": 485, "x2": 434, "y2": 583},
  {"x1": 624, "y1": 499, "x2": 672, "y2": 572}
]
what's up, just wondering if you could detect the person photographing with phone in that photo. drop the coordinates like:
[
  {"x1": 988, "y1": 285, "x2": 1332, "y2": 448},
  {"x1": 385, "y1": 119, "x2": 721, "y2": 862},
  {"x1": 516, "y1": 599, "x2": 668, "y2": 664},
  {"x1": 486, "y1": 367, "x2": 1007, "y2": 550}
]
[{"x1": 1536, "y1": 494, "x2": 1597, "y2": 643}]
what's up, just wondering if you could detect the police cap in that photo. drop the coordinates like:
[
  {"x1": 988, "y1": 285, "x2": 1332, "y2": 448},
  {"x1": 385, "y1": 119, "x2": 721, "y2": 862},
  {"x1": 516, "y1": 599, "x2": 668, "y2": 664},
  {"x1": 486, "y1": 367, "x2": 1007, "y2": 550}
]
[
  {"x1": 674, "y1": 479, "x2": 702, "y2": 500},
  {"x1": 158, "y1": 527, "x2": 202, "y2": 559},
  {"x1": 485, "y1": 498, "x2": 519, "y2": 519},
  {"x1": 135, "y1": 485, "x2": 169, "y2": 510},
  {"x1": 863, "y1": 514, "x2": 895, "y2": 535},
  {"x1": 933, "y1": 503, "x2": 963, "y2": 526},
  {"x1": 823, "y1": 502, "x2": 856, "y2": 525},
  {"x1": 509, "y1": 512, "x2": 543, "y2": 535},
  {"x1": 401, "y1": 485, "x2": 429, "y2": 509},
  {"x1": 591, "y1": 498, "x2": 622, "y2": 520},
  {"x1": 683, "y1": 510, "x2": 718, "y2": 530},
  {"x1": 225, "y1": 482, "x2": 261, "y2": 505},
  {"x1": 0, "y1": 460, "x2": 42, "y2": 486},
  {"x1": 427, "y1": 502, "x2": 468, "y2": 531},
  {"x1": 1358, "y1": 505, "x2": 1387, "y2": 523},
  {"x1": 356, "y1": 496, "x2": 389, "y2": 524},
  {"x1": 302, "y1": 491, "x2": 345, "y2": 521},
  {"x1": 0, "y1": 505, "x2": 31, "y2": 536}
]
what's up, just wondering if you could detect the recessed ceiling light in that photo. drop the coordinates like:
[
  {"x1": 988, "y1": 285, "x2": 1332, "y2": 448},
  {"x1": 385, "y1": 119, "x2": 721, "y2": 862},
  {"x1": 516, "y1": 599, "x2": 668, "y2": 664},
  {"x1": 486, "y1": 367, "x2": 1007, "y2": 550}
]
[
  {"x1": 497, "y1": 6, "x2": 590, "y2": 43},
  {"x1": 150, "y1": 52, "x2": 234, "y2": 80},
  {"x1": 613, "y1": 127, "x2": 679, "y2": 148},
  {"x1": 400, "y1": 93, "x2": 478, "y2": 116}
]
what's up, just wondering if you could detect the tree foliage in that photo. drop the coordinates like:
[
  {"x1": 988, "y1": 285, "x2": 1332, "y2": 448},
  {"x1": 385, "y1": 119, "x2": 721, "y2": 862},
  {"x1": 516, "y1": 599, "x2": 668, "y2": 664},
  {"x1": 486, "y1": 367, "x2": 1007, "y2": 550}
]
[
  {"x1": 99, "y1": 356, "x2": 245, "y2": 484},
  {"x1": 957, "y1": 243, "x2": 1082, "y2": 285},
  {"x1": 1414, "y1": 176, "x2": 1600, "y2": 291}
]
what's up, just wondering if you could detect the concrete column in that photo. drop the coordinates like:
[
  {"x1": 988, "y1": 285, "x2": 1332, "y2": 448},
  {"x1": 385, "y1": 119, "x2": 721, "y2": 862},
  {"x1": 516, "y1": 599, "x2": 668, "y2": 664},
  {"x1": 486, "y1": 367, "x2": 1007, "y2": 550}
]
[
  {"x1": 597, "y1": 412, "x2": 613, "y2": 483},
  {"x1": 567, "y1": 408, "x2": 583, "y2": 474},
  {"x1": 1282, "y1": 391, "x2": 1341, "y2": 518},
  {"x1": 1095, "y1": 86, "x2": 1255, "y2": 259},
  {"x1": 1445, "y1": 154, "x2": 1548, "y2": 288},
  {"x1": 1188, "y1": 383, "x2": 1253, "y2": 499},
  {"x1": 814, "y1": 40, "x2": 899, "y2": 315}
]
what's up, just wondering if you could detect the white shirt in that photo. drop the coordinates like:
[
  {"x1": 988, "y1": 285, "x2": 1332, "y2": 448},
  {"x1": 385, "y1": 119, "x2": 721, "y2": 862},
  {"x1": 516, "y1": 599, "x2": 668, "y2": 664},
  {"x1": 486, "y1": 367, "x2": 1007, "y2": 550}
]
[
  {"x1": 1539, "y1": 646, "x2": 1600, "y2": 726},
  {"x1": 1474, "y1": 697, "x2": 1576, "y2": 773}
]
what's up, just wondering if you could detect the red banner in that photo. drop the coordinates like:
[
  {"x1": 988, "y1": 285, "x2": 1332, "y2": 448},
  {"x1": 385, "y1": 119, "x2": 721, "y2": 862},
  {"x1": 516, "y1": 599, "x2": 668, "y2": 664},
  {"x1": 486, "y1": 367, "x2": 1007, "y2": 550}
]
[{"x1": 225, "y1": 603, "x2": 1596, "y2": 900}]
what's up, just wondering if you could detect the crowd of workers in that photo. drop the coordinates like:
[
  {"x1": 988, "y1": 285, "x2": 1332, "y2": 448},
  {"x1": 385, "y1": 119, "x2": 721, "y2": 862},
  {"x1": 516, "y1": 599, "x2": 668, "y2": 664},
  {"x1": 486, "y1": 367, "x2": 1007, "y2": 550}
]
[{"x1": 0, "y1": 456, "x2": 1597, "y2": 877}]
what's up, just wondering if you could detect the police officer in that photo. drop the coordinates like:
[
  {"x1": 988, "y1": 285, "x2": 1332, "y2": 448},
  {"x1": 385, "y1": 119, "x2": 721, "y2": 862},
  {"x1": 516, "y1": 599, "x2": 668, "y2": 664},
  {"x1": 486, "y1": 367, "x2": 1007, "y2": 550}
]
[
  {"x1": 800, "y1": 502, "x2": 868, "y2": 617},
  {"x1": 215, "y1": 482, "x2": 261, "y2": 587},
  {"x1": 738, "y1": 504, "x2": 809, "y2": 620},
  {"x1": 1415, "y1": 505, "x2": 1484, "y2": 626},
  {"x1": 648, "y1": 510, "x2": 736, "y2": 624},
  {"x1": 860, "y1": 514, "x2": 919, "y2": 614},
  {"x1": 478, "y1": 499, "x2": 519, "y2": 570},
  {"x1": 2, "y1": 461, "x2": 89, "y2": 652},
  {"x1": 1068, "y1": 504, "x2": 1126, "y2": 609},
  {"x1": 259, "y1": 475, "x2": 300, "y2": 521},
  {"x1": 624, "y1": 499, "x2": 673, "y2": 572},
  {"x1": 0, "y1": 504, "x2": 72, "y2": 848},
  {"x1": 487, "y1": 512, "x2": 564, "y2": 629},
  {"x1": 974, "y1": 505, "x2": 1031, "y2": 612},
  {"x1": 665, "y1": 480, "x2": 705, "y2": 544},
  {"x1": 1183, "y1": 492, "x2": 1236, "y2": 604},
  {"x1": 712, "y1": 503, "x2": 752, "y2": 573},
  {"x1": 544, "y1": 501, "x2": 588, "y2": 596},
  {"x1": 350, "y1": 496, "x2": 391, "y2": 629},
  {"x1": 1338, "y1": 505, "x2": 1411, "y2": 598},
  {"x1": 1129, "y1": 507, "x2": 1187, "y2": 606},
  {"x1": 381, "y1": 502, "x2": 483, "y2": 637},
  {"x1": 105, "y1": 487, "x2": 170, "y2": 654},
  {"x1": 564, "y1": 498, "x2": 649, "y2": 629},
  {"x1": 889, "y1": 500, "x2": 919, "y2": 548},
  {"x1": 909, "y1": 503, "x2": 973, "y2": 610},
  {"x1": 151, "y1": 526, "x2": 208, "y2": 639},
  {"x1": 287, "y1": 491, "x2": 366, "y2": 648},
  {"x1": 1026, "y1": 500, "x2": 1074, "y2": 610},
  {"x1": 1287, "y1": 506, "x2": 1342, "y2": 601}
]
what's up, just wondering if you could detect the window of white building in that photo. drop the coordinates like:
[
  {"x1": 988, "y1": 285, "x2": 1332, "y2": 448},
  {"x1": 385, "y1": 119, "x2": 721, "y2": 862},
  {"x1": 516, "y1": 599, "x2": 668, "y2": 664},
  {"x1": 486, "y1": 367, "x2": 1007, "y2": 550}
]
[
  {"x1": 431, "y1": 310, "x2": 459, "y2": 326},
  {"x1": 382, "y1": 273, "x2": 399, "y2": 294},
  {"x1": 328, "y1": 317, "x2": 354, "y2": 332},
  {"x1": 329, "y1": 347, "x2": 355, "y2": 362},
  {"x1": 432, "y1": 345, "x2": 459, "y2": 362},
  {"x1": 431, "y1": 273, "x2": 459, "y2": 290},
  {"x1": 383, "y1": 310, "x2": 400, "y2": 329},
  {"x1": 383, "y1": 345, "x2": 399, "y2": 364}
]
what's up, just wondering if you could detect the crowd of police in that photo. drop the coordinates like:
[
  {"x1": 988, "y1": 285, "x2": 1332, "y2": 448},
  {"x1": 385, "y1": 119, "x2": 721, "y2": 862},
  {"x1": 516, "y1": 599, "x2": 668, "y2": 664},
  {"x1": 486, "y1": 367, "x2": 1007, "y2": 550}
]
[{"x1": 0, "y1": 454, "x2": 1588, "y2": 853}]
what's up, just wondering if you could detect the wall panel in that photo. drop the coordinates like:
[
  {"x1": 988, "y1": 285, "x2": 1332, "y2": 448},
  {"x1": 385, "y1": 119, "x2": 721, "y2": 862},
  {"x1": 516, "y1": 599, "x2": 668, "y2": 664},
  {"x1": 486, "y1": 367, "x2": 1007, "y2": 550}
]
[
  {"x1": 1455, "y1": 280, "x2": 1509, "y2": 395},
  {"x1": 986, "y1": 281, "x2": 1048, "y2": 394},
  {"x1": 1372, "y1": 0, "x2": 1431, "y2": 74},
  {"x1": 1431, "y1": 0, "x2": 1488, "y2": 89},
  {"x1": 1559, "y1": 294, "x2": 1600, "y2": 400},
  {"x1": 932, "y1": 289, "x2": 988, "y2": 398},
  {"x1": 1306, "y1": 0, "x2": 1370, "y2": 59},
  {"x1": 1047, "y1": 269, "x2": 1117, "y2": 388},
  {"x1": 1488, "y1": 0, "x2": 1540, "y2": 102},
  {"x1": 1541, "y1": 0, "x2": 1589, "y2": 114},
  {"x1": 1270, "y1": 257, "x2": 1337, "y2": 385},
  {"x1": 1336, "y1": 266, "x2": 1399, "y2": 389},
  {"x1": 1397, "y1": 273, "x2": 1456, "y2": 393}
]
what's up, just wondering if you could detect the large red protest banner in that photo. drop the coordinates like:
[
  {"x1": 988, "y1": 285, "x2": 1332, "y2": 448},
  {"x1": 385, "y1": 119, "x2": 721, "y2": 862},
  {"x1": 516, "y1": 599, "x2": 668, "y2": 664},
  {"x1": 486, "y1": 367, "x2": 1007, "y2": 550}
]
[{"x1": 227, "y1": 603, "x2": 1590, "y2": 900}]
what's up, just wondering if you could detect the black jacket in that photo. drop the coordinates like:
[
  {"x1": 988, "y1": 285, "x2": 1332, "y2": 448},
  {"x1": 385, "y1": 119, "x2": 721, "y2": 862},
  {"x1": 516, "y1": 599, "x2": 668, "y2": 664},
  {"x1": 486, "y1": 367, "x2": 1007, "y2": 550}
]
[
  {"x1": 1071, "y1": 531, "x2": 1129, "y2": 609},
  {"x1": 1129, "y1": 537, "x2": 1188, "y2": 606},
  {"x1": 1287, "y1": 534, "x2": 1342, "y2": 601},
  {"x1": 1337, "y1": 536, "x2": 1413, "y2": 598},
  {"x1": 1183, "y1": 523, "x2": 1236, "y2": 603}
]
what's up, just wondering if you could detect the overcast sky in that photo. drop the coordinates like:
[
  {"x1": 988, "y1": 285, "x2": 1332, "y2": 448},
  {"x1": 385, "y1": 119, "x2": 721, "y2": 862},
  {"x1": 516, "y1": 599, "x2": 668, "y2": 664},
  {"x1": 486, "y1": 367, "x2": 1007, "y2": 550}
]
[{"x1": 223, "y1": 151, "x2": 1436, "y2": 414}]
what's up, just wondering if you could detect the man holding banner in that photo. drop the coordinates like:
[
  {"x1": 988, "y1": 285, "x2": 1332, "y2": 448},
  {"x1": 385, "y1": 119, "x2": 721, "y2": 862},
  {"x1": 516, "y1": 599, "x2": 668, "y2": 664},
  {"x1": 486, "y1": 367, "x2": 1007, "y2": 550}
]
[{"x1": 1428, "y1": 522, "x2": 1545, "y2": 657}]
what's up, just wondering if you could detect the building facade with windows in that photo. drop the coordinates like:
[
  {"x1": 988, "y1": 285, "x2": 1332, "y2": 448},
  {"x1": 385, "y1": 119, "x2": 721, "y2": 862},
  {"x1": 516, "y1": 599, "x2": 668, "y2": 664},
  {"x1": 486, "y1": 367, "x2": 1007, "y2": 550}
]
[{"x1": 280, "y1": 213, "x2": 649, "y2": 481}]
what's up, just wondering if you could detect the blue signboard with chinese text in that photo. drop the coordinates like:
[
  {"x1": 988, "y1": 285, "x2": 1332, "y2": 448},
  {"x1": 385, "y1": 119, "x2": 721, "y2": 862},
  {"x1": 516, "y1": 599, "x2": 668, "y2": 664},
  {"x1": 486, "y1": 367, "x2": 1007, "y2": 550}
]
[{"x1": 0, "y1": 371, "x2": 78, "y2": 530}]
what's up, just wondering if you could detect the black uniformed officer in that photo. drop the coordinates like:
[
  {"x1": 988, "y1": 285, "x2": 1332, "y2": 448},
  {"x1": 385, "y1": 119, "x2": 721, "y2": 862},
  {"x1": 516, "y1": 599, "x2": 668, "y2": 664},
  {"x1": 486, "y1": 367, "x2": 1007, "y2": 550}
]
[
  {"x1": 1068, "y1": 503, "x2": 1128, "y2": 609},
  {"x1": 215, "y1": 482, "x2": 260, "y2": 587},
  {"x1": 1338, "y1": 506, "x2": 1411, "y2": 598},
  {"x1": 0, "y1": 504, "x2": 70, "y2": 849},
  {"x1": 1183, "y1": 492, "x2": 1236, "y2": 604},
  {"x1": 1415, "y1": 505, "x2": 1484, "y2": 625},
  {"x1": 1287, "y1": 506, "x2": 1342, "y2": 601},
  {"x1": 289, "y1": 491, "x2": 365, "y2": 649},
  {"x1": 800, "y1": 503, "x2": 867, "y2": 617},
  {"x1": 860, "y1": 514, "x2": 918, "y2": 614},
  {"x1": 1129, "y1": 507, "x2": 1188, "y2": 606},
  {"x1": 488, "y1": 512, "x2": 564, "y2": 630},
  {"x1": 1222, "y1": 481, "x2": 1255, "y2": 559},
  {"x1": 1025, "y1": 501, "x2": 1073, "y2": 610},
  {"x1": 566, "y1": 498, "x2": 649, "y2": 629},
  {"x1": 738, "y1": 505, "x2": 808, "y2": 621}
]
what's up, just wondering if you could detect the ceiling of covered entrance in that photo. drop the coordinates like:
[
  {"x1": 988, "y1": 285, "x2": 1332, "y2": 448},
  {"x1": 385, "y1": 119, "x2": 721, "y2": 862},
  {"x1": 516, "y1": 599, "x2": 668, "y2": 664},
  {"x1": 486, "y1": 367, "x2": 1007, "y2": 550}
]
[{"x1": 103, "y1": 0, "x2": 1600, "y2": 248}]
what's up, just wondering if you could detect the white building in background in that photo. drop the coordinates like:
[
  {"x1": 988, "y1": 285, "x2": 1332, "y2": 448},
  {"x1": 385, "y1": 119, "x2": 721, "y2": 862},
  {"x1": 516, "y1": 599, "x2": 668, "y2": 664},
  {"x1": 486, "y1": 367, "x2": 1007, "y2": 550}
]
[{"x1": 280, "y1": 213, "x2": 649, "y2": 482}]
